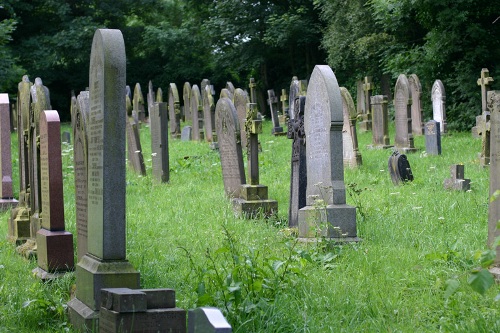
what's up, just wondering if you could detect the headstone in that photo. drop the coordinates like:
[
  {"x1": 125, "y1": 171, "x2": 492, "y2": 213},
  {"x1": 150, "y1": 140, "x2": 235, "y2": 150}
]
[
  {"x1": 356, "y1": 80, "x2": 365, "y2": 118},
  {"x1": 388, "y1": 151, "x2": 414, "y2": 185},
  {"x1": 61, "y1": 131, "x2": 71, "y2": 144},
  {"x1": 424, "y1": 120, "x2": 441, "y2": 155},
  {"x1": 203, "y1": 84, "x2": 216, "y2": 143},
  {"x1": 156, "y1": 87, "x2": 163, "y2": 102},
  {"x1": 340, "y1": 87, "x2": 362, "y2": 168},
  {"x1": 99, "y1": 288, "x2": 186, "y2": 333},
  {"x1": 133, "y1": 83, "x2": 146, "y2": 123},
  {"x1": 233, "y1": 88, "x2": 249, "y2": 150},
  {"x1": 0, "y1": 94, "x2": 18, "y2": 210},
  {"x1": 443, "y1": 164, "x2": 470, "y2": 191},
  {"x1": 33, "y1": 110, "x2": 74, "y2": 280},
  {"x1": 298, "y1": 65, "x2": 358, "y2": 241},
  {"x1": 215, "y1": 97, "x2": 246, "y2": 198},
  {"x1": 8, "y1": 76, "x2": 32, "y2": 243},
  {"x1": 168, "y1": 83, "x2": 181, "y2": 138},
  {"x1": 359, "y1": 77, "x2": 373, "y2": 132},
  {"x1": 288, "y1": 76, "x2": 300, "y2": 120},
  {"x1": 394, "y1": 74, "x2": 418, "y2": 153},
  {"x1": 368, "y1": 95, "x2": 392, "y2": 149},
  {"x1": 287, "y1": 96, "x2": 307, "y2": 228},
  {"x1": 473, "y1": 69, "x2": 494, "y2": 138},
  {"x1": 10, "y1": 100, "x2": 17, "y2": 132},
  {"x1": 220, "y1": 88, "x2": 231, "y2": 99},
  {"x1": 188, "y1": 307, "x2": 232, "y2": 333},
  {"x1": 191, "y1": 85, "x2": 204, "y2": 141},
  {"x1": 409, "y1": 74, "x2": 423, "y2": 135},
  {"x1": 181, "y1": 125, "x2": 192, "y2": 141},
  {"x1": 226, "y1": 82, "x2": 235, "y2": 98},
  {"x1": 68, "y1": 29, "x2": 140, "y2": 330},
  {"x1": 267, "y1": 89, "x2": 284, "y2": 135},
  {"x1": 73, "y1": 90, "x2": 89, "y2": 261},
  {"x1": 487, "y1": 90, "x2": 500, "y2": 275},
  {"x1": 183, "y1": 82, "x2": 192, "y2": 122},
  {"x1": 431, "y1": 80, "x2": 447, "y2": 134},
  {"x1": 126, "y1": 118, "x2": 146, "y2": 176},
  {"x1": 147, "y1": 80, "x2": 154, "y2": 120},
  {"x1": 150, "y1": 102, "x2": 169, "y2": 183}
]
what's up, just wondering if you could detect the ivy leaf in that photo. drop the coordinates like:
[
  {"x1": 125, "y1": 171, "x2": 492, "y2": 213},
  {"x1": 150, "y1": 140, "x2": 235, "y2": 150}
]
[{"x1": 468, "y1": 269, "x2": 494, "y2": 295}]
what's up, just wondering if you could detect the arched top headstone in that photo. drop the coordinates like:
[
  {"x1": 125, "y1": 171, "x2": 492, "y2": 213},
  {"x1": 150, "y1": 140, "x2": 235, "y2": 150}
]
[
  {"x1": 191, "y1": 85, "x2": 201, "y2": 109},
  {"x1": 169, "y1": 83, "x2": 179, "y2": 103},
  {"x1": 233, "y1": 88, "x2": 249, "y2": 149},
  {"x1": 203, "y1": 84, "x2": 215, "y2": 142},
  {"x1": 220, "y1": 88, "x2": 231, "y2": 99},
  {"x1": 394, "y1": 74, "x2": 411, "y2": 105},
  {"x1": 340, "y1": 87, "x2": 356, "y2": 120},
  {"x1": 408, "y1": 74, "x2": 421, "y2": 95},
  {"x1": 226, "y1": 82, "x2": 235, "y2": 94},
  {"x1": 183, "y1": 82, "x2": 191, "y2": 103},
  {"x1": 156, "y1": 87, "x2": 163, "y2": 102},
  {"x1": 431, "y1": 80, "x2": 445, "y2": 100},
  {"x1": 18, "y1": 75, "x2": 32, "y2": 132},
  {"x1": 133, "y1": 82, "x2": 144, "y2": 109}
]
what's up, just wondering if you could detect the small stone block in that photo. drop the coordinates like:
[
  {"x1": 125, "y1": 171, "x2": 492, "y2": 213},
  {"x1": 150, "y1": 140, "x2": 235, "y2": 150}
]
[
  {"x1": 99, "y1": 307, "x2": 186, "y2": 333},
  {"x1": 239, "y1": 184, "x2": 268, "y2": 200},
  {"x1": 298, "y1": 204, "x2": 358, "y2": 239},
  {"x1": 101, "y1": 288, "x2": 147, "y2": 313},
  {"x1": 36, "y1": 228, "x2": 74, "y2": 272},
  {"x1": 188, "y1": 307, "x2": 232, "y2": 333},
  {"x1": 142, "y1": 289, "x2": 176, "y2": 309},
  {"x1": 8, "y1": 213, "x2": 30, "y2": 243},
  {"x1": 232, "y1": 198, "x2": 278, "y2": 218},
  {"x1": 67, "y1": 297, "x2": 100, "y2": 332}
]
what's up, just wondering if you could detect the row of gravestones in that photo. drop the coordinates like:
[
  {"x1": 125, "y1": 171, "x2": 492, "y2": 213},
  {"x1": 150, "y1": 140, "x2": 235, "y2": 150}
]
[{"x1": 4, "y1": 29, "x2": 231, "y2": 332}]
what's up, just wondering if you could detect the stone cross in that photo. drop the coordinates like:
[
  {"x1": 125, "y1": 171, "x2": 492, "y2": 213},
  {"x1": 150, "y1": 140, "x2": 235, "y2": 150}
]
[
  {"x1": 249, "y1": 78, "x2": 257, "y2": 104},
  {"x1": 34, "y1": 110, "x2": 74, "y2": 279},
  {"x1": 168, "y1": 83, "x2": 181, "y2": 138},
  {"x1": 245, "y1": 102, "x2": 261, "y2": 185},
  {"x1": 150, "y1": 102, "x2": 169, "y2": 183},
  {"x1": 298, "y1": 65, "x2": 357, "y2": 240},
  {"x1": 183, "y1": 82, "x2": 192, "y2": 122},
  {"x1": 443, "y1": 164, "x2": 470, "y2": 191},
  {"x1": 359, "y1": 76, "x2": 373, "y2": 131},
  {"x1": 487, "y1": 90, "x2": 500, "y2": 274},
  {"x1": 287, "y1": 96, "x2": 306, "y2": 228},
  {"x1": 68, "y1": 29, "x2": 140, "y2": 329},
  {"x1": 478, "y1": 68, "x2": 494, "y2": 114},
  {"x1": 267, "y1": 89, "x2": 284, "y2": 135}
]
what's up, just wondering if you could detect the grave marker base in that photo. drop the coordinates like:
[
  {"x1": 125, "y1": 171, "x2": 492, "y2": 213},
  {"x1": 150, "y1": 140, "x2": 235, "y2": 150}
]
[
  {"x1": 232, "y1": 184, "x2": 278, "y2": 218},
  {"x1": 396, "y1": 147, "x2": 418, "y2": 154},
  {"x1": 67, "y1": 297, "x2": 100, "y2": 332},
  {"x1": 35, "y1": 228, "x2": 74, "y2": 275},
  {"x1": 271, "y1": 127, "x2": 286, "y2": 136},
  {"x1": 366, "y1": 144, "x2": 393, "y2": 150},
  {"x1": 8, "y1": 207, "x2": 30, "y2": 244},
  {"x1": 0, "y1": 198, "x2": 18, "y2": 212},
  {"x1": 298, "y1": 204, "x2": 359, "y2": 241}
]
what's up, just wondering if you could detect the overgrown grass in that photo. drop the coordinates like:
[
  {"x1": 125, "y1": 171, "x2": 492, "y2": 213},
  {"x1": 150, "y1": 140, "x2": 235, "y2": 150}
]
[{"x1": 0, "y1": 118, "x2": 499, "y2": 332}]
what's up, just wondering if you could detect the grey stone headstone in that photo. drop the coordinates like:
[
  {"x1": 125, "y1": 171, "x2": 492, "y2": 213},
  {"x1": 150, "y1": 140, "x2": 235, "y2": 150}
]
[
  {"x1": 356, "y1": 80, "x2": 365, "y2": 117},
  {"x1": 487, "y1": 90, "x2": 500, "y2": 265},
  {"x1": 133, "y1": 82, "x2": 146, "y2": 123},
  {"x1": 183, "y1": 82, "x2": 192, "y2": 121},
  {"x1": 126, "y1": 118, "x2": 146, "y2": 176},
  {"x1": 288, "y1": 76, "x2": 300, "y2": 120},
  {"x1": 191, "y1": 85, "x2": 203, "y2": 141},
  {"x1": 203, "y1": 84, "x2": 215, "y2": 143},
  {"x1": 168, "y1": 83, "x2": 181, "y2": 138},
  {"x1": 424, "y1": 120, "x2": 441, "y2": 155},
  {"x1": 150, "y1": 102, "x2": 169, "y2": 183},
  {"x1": 188, "y1": 307, "x2": 232, "y2": 333},
  {"x1": 394, "y1": 74, "x2": 417, "y2": 153},
  {"x1": 369, "y1": 95, "x2": 392, "y2": 149},
  {"x1": 215, "y1": 97, "x2": 246, "y2": 198},
  {"x1": 181, "y1": 125, "x2": 192, "y2": 141},
  {"x1": 431, "y1": 80, "x2": 447, "y2": 134},
  {"x1": 233, "y1": 88, "x2": 249, "y2": 150},
  {"x1": 340, "y1": 87, "x2": 362, "y2": 168},
  {"x1": 388, "y1": 151, "x2": 414, "y2": 186},
  {"x1": 443, "y1": 164, "x2": 470, "y2": 191},
  {"x1": 409, "y1": 74, "x2": 423, "y2": 135}
]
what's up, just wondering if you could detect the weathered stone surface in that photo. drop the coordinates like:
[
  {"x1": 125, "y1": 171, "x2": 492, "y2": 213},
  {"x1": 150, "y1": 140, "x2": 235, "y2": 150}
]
[
  {"x1": 388, "y1": 151, "x2": 414, "y2": 186},
  {"x1": 424, "y1": 120, "x2": 441, "y2": 155},
  {"x1": 0, "y1": 94, "x2": 14, "y2": 199},
  {"x1": 487, "y1": 90, "x2": 500, "y2": 266},
  {"x1": 183, "y1": 82, "x2": 192, "y2": 121},
  {"x1": 443, "y1": 164, "x2": 470, "y2": 191},
  {"x1": 215, "y1": 97, "x2": 245, "y2": 198},
  {"x1": 369, "y1": 95, "x2": 392, "y2": 149},
  {"x1": 359, "y1": 76, "x2": 373, "y2": 132},
  {"x1": 168, "y1": 83, "x2": 181, "y2": 138},
  {"x1": 188, "y1": 308, "x2": 232, "y2": 333},
  {"x1": 181, "y1": 126, "x2": 192, "y2": 141},
  {"x1": 409, "y1": 74, "x2": 423, "y2": 135},
  {"x1": 431, "y1": 80, "x2": 447, "y2": 134},
  {"x1": 126, "y1": 118, "x2": 146, "y2": 175},
  {"x1": 191, "y1": 85, "x2": 203, "y2": 141},
  {"x1": 340, "y1": 87, "x2": 362, "y2": 168},
  {"x1": 267, "y1": 89, "x2": 284, "y2": 135},
  {"x1": 133, "y1": 82, "x2": 146, "y2": 123},
  {"x1": 298, "y1": 65, "x2": 357, "y2": 241},
  {"x1": 394, "y1": 74, "x2": 417, "y2": 153},
  {"x1": 156, "y1": 87, "x2": 163, "y2": 103},
  {"x1": 288, "y1": 76, "x2": 300, "y2": 120},
  {"x1": 203, "y1": 84, "x2": 215, "y2": 143},
  {"x1": 233, "y1": 88, "x2": 249, "y2": 150},
  {"x1": 150, "y1": 102, "x2": 169, "y2": 183}
]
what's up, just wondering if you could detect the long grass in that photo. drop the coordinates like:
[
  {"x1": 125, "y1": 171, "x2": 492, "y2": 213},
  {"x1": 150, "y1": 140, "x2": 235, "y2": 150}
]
[{"x1": 0, "y1": 115, "x2": 499, "y2": 332}]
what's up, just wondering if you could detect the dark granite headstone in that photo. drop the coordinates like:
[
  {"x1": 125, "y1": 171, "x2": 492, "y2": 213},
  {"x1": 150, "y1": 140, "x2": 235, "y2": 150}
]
[
  {"x1": 340, "y1": 87, "x2": 362, "y2": 168},
  {"x1": 183, "y1": 82, "x2": 191, "y2": 122},
  {"x1": 181, "y1": 126, "x2": 192, "y2": 141},
  {"x1": 388, "y1": 151, "x2": 414, "y2": 185},
  {"x1": 34, "y1": 110, "x2": 74, "y2": 280},
  {"x1": 287, "y1": 96, "x2": 307, "y2": 228},
  {"x1": 188, "y1": 307, "x2": 232, "y2": 333},
  {"x1": 191, "y1": 85, "x2": 203, "y2": 141},
  {"x1": 394, "y1": 74, "x2": 417, "y2": 153},
  {"x1": 215, "y1": 97, "x2": 246, "y2": 198},
  {"x1": 68, "y1": 29, "x2": 140, "y2": 331},
  {"x1": 368, "y1": 95, "x2": 392, "y2": 149},
  {"x1": 298, "y1": 65, "x2": 358, "y2": 241},
  {"x1": 431, "y1": 80, "x2": 447, "y2": 134},
  {"x1": 443, "y1": 164, "x2": 470, "y2": 191},
  {"x1": 168, "y1": 83, "x2": 181, "y2": 138},
  {"x1": 150, "y1": 102, "x2": 169, "y2": 183},
  {"x1": 409, "y1": 74, "x2": 423, "y2": 135},
  {"x1": 424, "y1": 120, "x2": 441, "y2": 155}
]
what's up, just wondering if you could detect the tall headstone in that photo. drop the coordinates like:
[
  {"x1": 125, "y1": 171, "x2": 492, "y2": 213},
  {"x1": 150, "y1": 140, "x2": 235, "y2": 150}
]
[
  {"x1": 287, "y1": 96, "x2": 307, "y2": 228},
  {"x1": 156, "y1": 87, "x2": 163, "y2": 102},
  {"x1": 487, "y1": 90, "x2": 500, "y2": 276},
  {"x1": 188, "y1": 307, "x2": 232, "y2": 333},
  {"x1": 73, "y1": 90, "x2": 90, "y2": 261},
  {"x1": 298, "y1": 65, "x2": 358, "y2": 241},
  {"x1": 150, "y1": 102, "x2": 169, "y2": 183},
  {"x1": 340, "y1": 87, "x2": 362, "y2": 168},
  {"x1": 431, "y1": 80, "x2": 447, "y2": 134},
  {"x1": 34, "y1": 110, "x2": 74, "y2": 279},
  {"x1": 215, "y1": 97, "x2": 246, "y2": 198},
  {"x1": 191, "y1": 85, "x2": 203, "y2": 141},
  {"x1": 267, "y1": 89, "x2": 285, "y2": 135},
  {"x1": 233, "y1": 88, "x2": 249, "y2": 150},
  {"x1": 68, "y1": 29, "x2": 140, "y2": 330},
  {"x1": 183, "y1": 82, "x2": 192, "y2": 122},
  {"x1": 394, "y1": 74, "x2": 418, "y2": 153},
  {"x1": 368, "y1": 95, "x2": 392, "y2": 149},
  {"x1": 409, "y1": 74, "x2": 423, "y2": 135},
  {"x1": 147, "y1": 80, "x2": 154, "y2": 120},
  {"x1": 8, "y1": 76, "x2": 32, "y2": 243},
  {"x1": 424, "y1": 120, "x2": 441, "y2": 155},
  {"x1": 288, "y1": 76, "x2": 300, "y2": 120},
  {"x1": 443, "y1": 164, "x2": 470, "y2": 191},
  {"x1": 133, "y1": 82, "x2": 146, "y2": 123},
  {"x1": 356, "y1": 80, "x2": 365, "y2": 118},
  {"x1": 0, "y1": 94, "x2": 18, "y2": 210},
  {"x1": 203, "y1": 84, "x2": 215, "y2": 143},
  {"x1": 168, "y1": 83, "x2": 181, "y2": 139},
  {"x1": 359, "y1": 77, "x2": 373, "y2": 132}
]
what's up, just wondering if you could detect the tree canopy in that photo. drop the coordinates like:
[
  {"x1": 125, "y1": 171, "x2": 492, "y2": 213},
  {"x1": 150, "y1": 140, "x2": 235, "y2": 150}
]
[{"x1": 0, "y1": 0, "x2": 498, "y2": 129}]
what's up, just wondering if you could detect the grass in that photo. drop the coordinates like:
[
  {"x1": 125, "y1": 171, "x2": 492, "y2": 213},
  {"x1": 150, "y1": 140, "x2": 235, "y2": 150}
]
[{"x1": 0, "y1": 115, "x2": 499, "y2": 332}]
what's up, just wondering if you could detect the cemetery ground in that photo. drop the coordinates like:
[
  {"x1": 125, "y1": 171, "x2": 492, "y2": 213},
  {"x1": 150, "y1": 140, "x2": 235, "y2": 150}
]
[{"x1": 1, "y1": 118, "x2": 499, "y2": 332}]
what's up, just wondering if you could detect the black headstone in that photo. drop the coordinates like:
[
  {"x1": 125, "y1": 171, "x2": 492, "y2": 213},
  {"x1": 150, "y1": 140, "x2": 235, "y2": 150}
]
[{"x1": 388, "y1": 151, "x2": 414, "y2": 185}]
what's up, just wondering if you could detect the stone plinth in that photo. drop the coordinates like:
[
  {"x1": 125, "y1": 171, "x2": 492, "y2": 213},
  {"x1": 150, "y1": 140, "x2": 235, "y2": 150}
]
[
  {"x1": 298, "y1": 204, "x2": 358, "y2": 242},
  {"x1": 232, "y1": 184, "x2": 278, "y2": 218}
]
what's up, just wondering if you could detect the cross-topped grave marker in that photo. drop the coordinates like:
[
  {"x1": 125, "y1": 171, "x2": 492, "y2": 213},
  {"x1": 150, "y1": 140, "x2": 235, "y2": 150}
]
[
  {"x1": 359, "y1": 76, "x2": 373, "y2": 131},
  {"x1": 473, "y1": 69, "x2": 494, "y2": 138}
]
